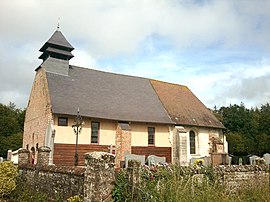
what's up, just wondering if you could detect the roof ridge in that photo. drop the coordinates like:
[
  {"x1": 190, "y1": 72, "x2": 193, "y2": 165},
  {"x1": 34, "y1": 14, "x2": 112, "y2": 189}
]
[
  {"x1": 150, "y1": 78, "x2": 188, "y2": 89},
  {"x1": 70, "y1": 65, "x2": 187, "y2": 87}
]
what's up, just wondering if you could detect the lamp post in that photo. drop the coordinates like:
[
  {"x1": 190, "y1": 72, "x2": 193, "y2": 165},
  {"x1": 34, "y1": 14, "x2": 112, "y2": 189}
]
[{"x1": 72, "y1": 108, "x2": 83, "y2": 166}]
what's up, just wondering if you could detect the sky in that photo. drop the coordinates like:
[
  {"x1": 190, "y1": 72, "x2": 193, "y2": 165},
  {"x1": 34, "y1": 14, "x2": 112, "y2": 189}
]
[{"x1": 1, "y1": 0, "x2": 270, "y2": 109}]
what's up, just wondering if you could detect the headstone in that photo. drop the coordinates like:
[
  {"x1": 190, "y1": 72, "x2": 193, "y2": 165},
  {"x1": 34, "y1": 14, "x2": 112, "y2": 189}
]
[
  {"x1": 249, "y1": 155, "x2": 260, "y2": 165},
  {"x1": 125, "y1": 154, "x2": 145, "y2": 168},
  {"x1": 239, "y1": 157, "x2": 243, "y2": 165},
  {"x1": 228, "y1": 156, "x2": 232, "y2": 165},
  {"x1": 7, "y1": 150, "x2": 12, "y2": 161},
  {"x1": 147, "y1": 155, "x2": 166, "y2": 166},
  {"x1": 0, "y1": 157, "x2": 3, "y2": 162},
  {"x1": 202, "y1": 156, "x2": 211, "y2": 167},
  {"x1": 263, "y1": 153, "x2": 270, "y2": 165}
]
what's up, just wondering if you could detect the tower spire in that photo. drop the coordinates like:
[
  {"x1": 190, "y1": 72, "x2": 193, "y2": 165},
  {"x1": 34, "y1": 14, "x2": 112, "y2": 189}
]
[{"x1": 57, "y1": 17, "x2": 60, "y2": 30}]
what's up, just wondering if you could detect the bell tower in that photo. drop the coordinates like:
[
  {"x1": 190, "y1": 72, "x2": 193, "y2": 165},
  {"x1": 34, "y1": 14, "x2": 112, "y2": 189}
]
[{"x1": 37, "y1": 29, "x2": 74, "y2": 76}]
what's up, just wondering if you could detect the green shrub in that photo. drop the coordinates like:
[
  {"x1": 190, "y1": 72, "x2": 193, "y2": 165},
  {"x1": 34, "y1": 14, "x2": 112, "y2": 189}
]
[
  {"x1": 113, "y1": 169, "x2": 131, "y2": 202},
  {"x1": 0, "y1": 161, "x2": 18, "y2": 197}
]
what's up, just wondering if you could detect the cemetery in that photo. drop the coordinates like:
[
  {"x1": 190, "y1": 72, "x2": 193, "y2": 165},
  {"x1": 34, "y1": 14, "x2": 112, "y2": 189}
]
[{"x1": 1, "y1": 146, "x2": 269, "y2": 201}]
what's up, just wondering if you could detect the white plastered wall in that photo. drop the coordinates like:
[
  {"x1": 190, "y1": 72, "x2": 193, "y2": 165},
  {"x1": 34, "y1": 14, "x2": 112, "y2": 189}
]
[
  {"x1": 53, "y1": 115, "x2": 116, "y2": 145},
  {"x1": 131, "y1": 123, "x2": 171, "y2": 147}
]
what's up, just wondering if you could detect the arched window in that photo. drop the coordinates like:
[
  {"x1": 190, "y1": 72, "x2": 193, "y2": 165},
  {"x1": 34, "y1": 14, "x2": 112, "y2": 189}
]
[{"x1": 190, "y1": 130, "x2": 196, "y2": 154}]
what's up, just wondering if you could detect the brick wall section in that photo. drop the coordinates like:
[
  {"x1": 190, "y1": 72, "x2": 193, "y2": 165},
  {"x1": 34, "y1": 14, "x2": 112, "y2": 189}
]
[
  {"x1": 23, "y1": 68, "x2": 53, "y2": 152},
  {"x1": 115, "y1": 124, "x2": 131, "y2": 167}
]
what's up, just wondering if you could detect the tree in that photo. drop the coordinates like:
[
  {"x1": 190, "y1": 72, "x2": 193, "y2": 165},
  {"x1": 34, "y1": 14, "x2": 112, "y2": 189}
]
[
  {"x1": 0, "y1": 103, "x2": 25, "y2": 158},
  {"x1": 214, "y1": 102, "x2": 270, "y2": 156}
]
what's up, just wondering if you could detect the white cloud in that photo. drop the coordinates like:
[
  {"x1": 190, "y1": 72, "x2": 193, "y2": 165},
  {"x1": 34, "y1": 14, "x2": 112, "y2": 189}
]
[{"x1": 0, "y1": 0, "x2": 270, "y2": 108}]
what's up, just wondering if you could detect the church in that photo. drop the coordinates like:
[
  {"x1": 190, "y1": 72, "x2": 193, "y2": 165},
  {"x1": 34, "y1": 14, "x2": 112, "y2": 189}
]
[{"x1": 23, "y1": 29, "x2": 227, "y2": 167}]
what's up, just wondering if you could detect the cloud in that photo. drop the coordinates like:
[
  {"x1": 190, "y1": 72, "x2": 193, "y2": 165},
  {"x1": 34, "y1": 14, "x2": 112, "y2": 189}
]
[{"x1": 0, "y1": 0, "x2": 270, "y2": 108}]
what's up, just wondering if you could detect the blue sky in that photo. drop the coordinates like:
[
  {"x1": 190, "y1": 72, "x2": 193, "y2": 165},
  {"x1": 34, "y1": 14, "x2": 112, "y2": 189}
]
[{"x1": 0, "y1": 0, "x2": 270, "y2": 109}]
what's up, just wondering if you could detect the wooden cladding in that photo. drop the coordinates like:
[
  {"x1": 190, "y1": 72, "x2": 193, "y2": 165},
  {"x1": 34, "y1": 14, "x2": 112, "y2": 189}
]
[
  {"x1": 132, "y1": 146, "x2": 171, "y2": 163},
  {"x1": 54, "y1": 143, "x2": 109, "y2": 166},
  {"x1": 53, "y1": 143, "x2": 172, "y2": 166}
]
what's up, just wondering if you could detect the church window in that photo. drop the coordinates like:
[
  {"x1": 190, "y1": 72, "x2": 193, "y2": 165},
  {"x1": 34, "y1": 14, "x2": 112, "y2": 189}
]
[
  {"x1": 148, "y1": 127, "x2": 155, "y2": 145},
  {"x1": 58, "y1": 117, "x2": 68, "y2": 126},
  {"x1": 91, "y1": 122, "x2": 99, "y2": 144},
  {"x1": 190, "y1": 130, "x2": 196, "y2": 154}
]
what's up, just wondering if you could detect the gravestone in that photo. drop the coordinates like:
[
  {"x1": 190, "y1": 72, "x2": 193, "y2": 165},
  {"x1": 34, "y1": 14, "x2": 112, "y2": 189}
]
[
  {"x1": 147, "y1": 155, "x2": 166, "y2": 166},
  {"x1": 228, "y1": 156, "x2": 232, "y2": 165},
  {"x1": 263, "y1": 153, "x2": 270, "y2": 165},
  {"x1": 191, "y1": 156, "x2": 214, "y2": 166},
  {"x1": 0, "y1": 157, "x2": 3, "y2": 162},
  {"x1": 125, "y1": 154, "x2": 145, "y2": 168},
  {"x1": 7, "y1": 150, "x2": 12, "y2": 161},
  {"x1": 202, "y1": 156, "x2": 211, "y2": 166},
  {"x1": 249, "y1": 155, "x2": 260, "y2": 165},
  {"x1": 238, "y1": 157, "x2": 243, "y2": 165}
]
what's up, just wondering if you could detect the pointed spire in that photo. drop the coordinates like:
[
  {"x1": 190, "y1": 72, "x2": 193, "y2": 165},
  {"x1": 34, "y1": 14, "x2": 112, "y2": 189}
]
[{"x1": 38, "y1": 29, "x2": 74, "y2": 61}]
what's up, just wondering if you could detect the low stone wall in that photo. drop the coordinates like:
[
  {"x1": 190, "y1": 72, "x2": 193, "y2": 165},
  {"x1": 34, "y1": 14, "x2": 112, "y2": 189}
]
[
  {"x1": 17, "y1": 147, "x2": 269, "y2": 201},
  {"x1": 214, "y1": 165, "x2": 270, "y2": 191},
  {"x1": 19, "y1": 165, "x2": 85, "y2": 200},
  {"x1": 18, "y1": 147, "x2": 116, "y2": 201}
]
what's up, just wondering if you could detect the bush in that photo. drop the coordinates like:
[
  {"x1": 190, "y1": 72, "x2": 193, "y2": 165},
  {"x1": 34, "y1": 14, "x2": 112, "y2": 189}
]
[{"x1": 0, "y1": 161, "x2": 18, "y2": 198}]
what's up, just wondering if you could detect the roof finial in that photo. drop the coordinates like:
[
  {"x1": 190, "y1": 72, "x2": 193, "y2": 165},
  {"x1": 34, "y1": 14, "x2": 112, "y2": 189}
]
[{"x1": 57, "y1": 17, "x2": 60, "y2": 30}]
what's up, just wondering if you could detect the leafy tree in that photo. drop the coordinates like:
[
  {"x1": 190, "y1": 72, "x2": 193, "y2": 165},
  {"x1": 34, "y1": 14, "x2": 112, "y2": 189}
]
[
  {"x1": 214, "y1": 102, "x2": 270, "y2": 156},
  {"x1": 0, "y1": 103, "x2": 25, "y2": 158}
]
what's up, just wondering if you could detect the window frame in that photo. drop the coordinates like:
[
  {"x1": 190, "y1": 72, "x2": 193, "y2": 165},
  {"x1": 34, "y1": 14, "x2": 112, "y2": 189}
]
[
  {"x1": 189, "y1": 130, "x2": 196, "y2": 154},
  {"x1": 148, "y1": 127, "x2": 155, "y2": 146},
  {"x1": 91, "y1": 121, "x2": 100, "y2": 144},
  {"x1": 58, "y1": 117, "x2": 68, "y2": 126}
]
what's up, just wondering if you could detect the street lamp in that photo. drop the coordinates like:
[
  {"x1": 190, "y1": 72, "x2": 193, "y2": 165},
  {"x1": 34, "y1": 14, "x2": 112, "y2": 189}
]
[{"x1": 72, "y1": 108, "x2": 83, "y2": 166}]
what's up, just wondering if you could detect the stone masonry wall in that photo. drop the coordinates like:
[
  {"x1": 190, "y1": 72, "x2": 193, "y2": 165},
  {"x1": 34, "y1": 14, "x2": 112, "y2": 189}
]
[
  {"x1": 23, "y1": 68, "x2": 53, "y2": 153},
  {"x1": 18, "y1": 148, "x2": 116, "y2": 201},
  {"x1": 18, "y1": 148, "x2": 269, "y2": 201},
  {"x1": 214, "y1": 165, "x2": 270, "y2": 192},
  {"x1": 19, "y1": 165, "x2": 85, "y2": 200}
]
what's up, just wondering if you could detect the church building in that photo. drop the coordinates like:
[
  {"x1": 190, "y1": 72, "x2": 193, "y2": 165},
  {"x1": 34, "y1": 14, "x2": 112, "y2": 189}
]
[{"x1": 23, "y1": 29, "x2": 227, "y2": 167}]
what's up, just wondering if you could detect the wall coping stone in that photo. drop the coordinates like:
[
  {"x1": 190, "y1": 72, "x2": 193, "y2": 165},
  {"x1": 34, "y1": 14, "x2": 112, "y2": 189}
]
[
  {"x1": 38, "y1": 146, "x2": 51, "y2": 153},
  {"x1": 19, "y1": 164, "x2": 85, "y2": 176},
  {"x1": 214, "y1": 165, "x2": 270, "y2": 173},
  {"x1": 18, "y1": 148, "x2": 30, "y2": 154},
  {"x1": 84, "y1": 151, "x2": 115, "y2": 163}
]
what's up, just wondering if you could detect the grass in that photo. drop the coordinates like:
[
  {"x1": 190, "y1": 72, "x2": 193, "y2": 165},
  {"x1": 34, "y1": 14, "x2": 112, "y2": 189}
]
[{"x1": 113, "y1": 165, "x2": 270, "y2": 202}]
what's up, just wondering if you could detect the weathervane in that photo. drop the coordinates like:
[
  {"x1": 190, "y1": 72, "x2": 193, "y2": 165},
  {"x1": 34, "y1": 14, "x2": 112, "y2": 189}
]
[{"x1": 57, "y1": 17, "x2": 60, "y2": 30}]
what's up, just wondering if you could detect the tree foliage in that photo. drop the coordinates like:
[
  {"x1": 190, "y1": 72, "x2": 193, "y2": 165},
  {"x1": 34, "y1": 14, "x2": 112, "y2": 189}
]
[
  {"x1": 0, "y1": 103, "x2": 25, "y2": 158},
  {"x1": 214, "y1": 103, "x2": 270, "y2": 156}
]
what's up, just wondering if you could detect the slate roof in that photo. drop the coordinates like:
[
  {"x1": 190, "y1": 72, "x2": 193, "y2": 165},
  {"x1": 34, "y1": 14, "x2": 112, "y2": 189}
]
[
  {"x1": 46, "y1": 66, "x2": 174, "y2": 124},
  {"x1": 39, "y1": 31, "x2": 74, "y2": 61},
  {"x1": 39, "y1": 31, "x2": 74, "y2": 52},
  {"x1": 150, "y1": 80, "x2": 225, "y2": 129}
]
